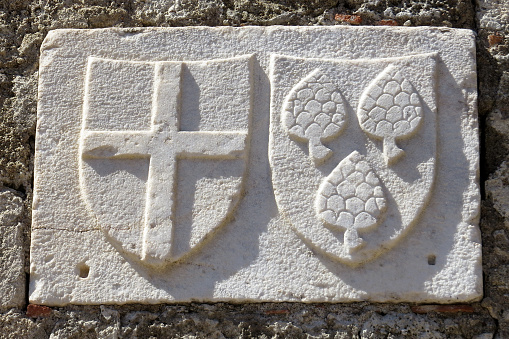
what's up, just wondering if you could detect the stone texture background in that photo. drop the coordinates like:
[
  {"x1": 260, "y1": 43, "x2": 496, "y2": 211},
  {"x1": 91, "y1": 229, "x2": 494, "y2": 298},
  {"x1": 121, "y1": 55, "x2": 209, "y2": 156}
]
[{"x1": 0, "y1": 0, "x2": 507, "y2": 337}]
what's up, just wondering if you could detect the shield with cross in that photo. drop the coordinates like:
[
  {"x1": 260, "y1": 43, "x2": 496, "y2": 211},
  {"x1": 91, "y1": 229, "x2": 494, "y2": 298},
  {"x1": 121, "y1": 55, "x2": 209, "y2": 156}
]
[{"x1": 79, "y1": 55, "x2": 253, "y2": 267}]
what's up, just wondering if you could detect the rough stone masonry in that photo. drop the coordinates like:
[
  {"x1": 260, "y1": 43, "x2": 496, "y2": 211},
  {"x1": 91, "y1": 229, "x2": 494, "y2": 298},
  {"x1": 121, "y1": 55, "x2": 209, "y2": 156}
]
[{"x1": 0, "y1": 0, "x2": 508, "y2": 338}]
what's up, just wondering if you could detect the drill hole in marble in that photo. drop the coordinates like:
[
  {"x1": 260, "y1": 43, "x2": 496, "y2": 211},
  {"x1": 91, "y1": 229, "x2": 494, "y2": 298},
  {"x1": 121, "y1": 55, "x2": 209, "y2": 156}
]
[{"x1": 78, "y1": 263, "x2": 90, "y2": 279}]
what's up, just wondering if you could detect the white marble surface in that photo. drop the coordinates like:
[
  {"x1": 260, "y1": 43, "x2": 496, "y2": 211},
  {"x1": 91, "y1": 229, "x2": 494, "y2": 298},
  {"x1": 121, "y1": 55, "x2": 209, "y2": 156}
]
[{"x1": 31, "y1": 26, "x2": 481, "y2": 305}]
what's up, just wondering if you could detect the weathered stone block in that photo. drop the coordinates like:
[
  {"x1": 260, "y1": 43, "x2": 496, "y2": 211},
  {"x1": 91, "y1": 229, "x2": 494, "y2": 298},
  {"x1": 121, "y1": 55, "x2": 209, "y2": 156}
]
[
  {"x1": 30, "y1": 27, "x2": 481, "y2": 305},
  {"x1": 0, "y1": 188, "x2": 25, "y2": 308}
]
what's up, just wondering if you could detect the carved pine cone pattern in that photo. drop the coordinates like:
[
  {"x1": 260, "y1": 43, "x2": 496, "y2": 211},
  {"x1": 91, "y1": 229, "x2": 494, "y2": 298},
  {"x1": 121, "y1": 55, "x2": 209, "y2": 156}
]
[
  {"x1": 315, "y1": 151, "x2": 386, "y2": 231},
  {"x1": 357, "y1": 66, "x2": 422, "y2": 139},
  {"x1": 282, "y1": 71, "x2": 346, "y2": 142}
]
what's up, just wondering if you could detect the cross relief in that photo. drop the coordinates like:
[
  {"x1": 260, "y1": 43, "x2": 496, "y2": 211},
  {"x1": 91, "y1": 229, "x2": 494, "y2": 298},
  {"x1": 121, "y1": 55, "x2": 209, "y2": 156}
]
[{"x1": 81, "y1": 61, "x2": 248, "y2": 266}]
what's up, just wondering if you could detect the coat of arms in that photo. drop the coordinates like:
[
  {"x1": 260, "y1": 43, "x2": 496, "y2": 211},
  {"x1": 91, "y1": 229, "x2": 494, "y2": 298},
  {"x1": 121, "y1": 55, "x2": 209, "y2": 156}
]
[
  {"x1": 79, "y1": 55, "x2": 254, "y2": 267},
  {"x1": 269, "y1": 53, "x2": 437, "y2": 265}
]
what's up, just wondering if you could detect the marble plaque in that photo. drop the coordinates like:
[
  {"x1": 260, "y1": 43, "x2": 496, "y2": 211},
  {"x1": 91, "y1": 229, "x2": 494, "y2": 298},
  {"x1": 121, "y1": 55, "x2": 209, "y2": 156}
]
[{"x1": 31, "y1": 27, "x2": 481, "y2": 305}]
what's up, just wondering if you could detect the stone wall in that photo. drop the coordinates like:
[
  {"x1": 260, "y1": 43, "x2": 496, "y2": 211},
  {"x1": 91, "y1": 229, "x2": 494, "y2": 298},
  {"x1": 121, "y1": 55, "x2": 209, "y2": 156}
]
[{"x1": 0, "y1": 0, "x2": 507, "y2": 337}]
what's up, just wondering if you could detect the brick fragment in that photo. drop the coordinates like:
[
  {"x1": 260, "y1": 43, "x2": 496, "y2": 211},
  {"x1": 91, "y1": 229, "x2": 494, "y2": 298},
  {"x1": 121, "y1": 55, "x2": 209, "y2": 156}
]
[
  {"x1": 411, "y1": 304, "x2": 474, "y2": 314},
  {"x1": 335, "y1": 14, "x2": 362, "y2": 25},
  {"x1": 488, "y1": 34, "x2": 504, "y2": 47},
  {"x1": 264, "y1": 309, "x2": 290, "y2": 315},
  {"x1": 26, "y1": 304, "x2": 52, "y2": 318},
  {"x1": 379, "y1": 19, "x2": 398, "y2": 26}
]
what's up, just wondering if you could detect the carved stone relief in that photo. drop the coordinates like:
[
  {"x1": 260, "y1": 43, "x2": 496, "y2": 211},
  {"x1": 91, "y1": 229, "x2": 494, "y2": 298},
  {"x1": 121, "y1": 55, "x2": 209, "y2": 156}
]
[
  {"x1": 30, "y1": 27, "x2": 481, "y2": 305},
  {"x1": 270, "y1": 53, "x2": 437, "y2": 266},
  {"x1": 80, "y1": 56, "x2": 253, "y2": 266}
]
